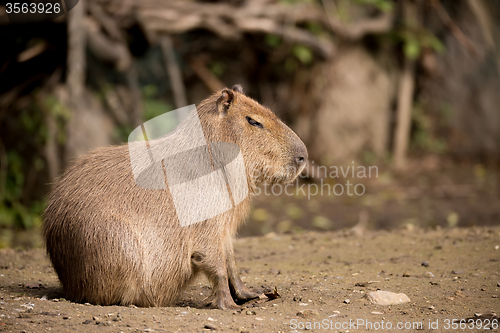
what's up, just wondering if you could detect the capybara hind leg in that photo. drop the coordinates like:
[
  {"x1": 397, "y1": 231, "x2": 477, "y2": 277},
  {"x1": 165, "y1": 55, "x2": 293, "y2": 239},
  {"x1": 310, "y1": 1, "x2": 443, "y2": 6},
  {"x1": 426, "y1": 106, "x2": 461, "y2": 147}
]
[
  {"x1": 191, "y1": 251, "x2": 239, "y2": 309},
  {"x1": 225, "y1": 243, "x2": 261, "y2": 301}
]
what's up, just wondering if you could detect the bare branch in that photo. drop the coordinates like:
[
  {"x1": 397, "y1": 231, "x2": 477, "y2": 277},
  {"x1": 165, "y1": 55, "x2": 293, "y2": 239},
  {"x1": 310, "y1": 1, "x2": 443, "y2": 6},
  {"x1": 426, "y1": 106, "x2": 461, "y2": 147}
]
[
  {"x1": 431, "y1": 0, "x2": 476, "y2": 54},
  {"x1": 189, "y1": 57, "x2": 224, "y2": 93},
  {"x1": 85, "y1": 17, "x2": 131, "y2": 71},
  {"x1": 321, "y1": 0, "x2": 394, "y2": 40},
  {"x1": 160, "y1": 36, "x2": 187, "y2": 109}
]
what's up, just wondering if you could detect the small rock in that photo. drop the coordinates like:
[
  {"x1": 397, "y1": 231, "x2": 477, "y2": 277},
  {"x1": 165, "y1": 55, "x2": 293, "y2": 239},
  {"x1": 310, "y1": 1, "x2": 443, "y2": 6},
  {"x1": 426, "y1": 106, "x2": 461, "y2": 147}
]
[
  {"x1": 426, "y1": 272, "x2": 435, "y2": 278},
  {"x1": 293, "y1": 296, "x2": 302, "y2": 302},
  {"x1": 245, "y1": 310, "x2": 256, "y2": 315},
  {"x1": 451, "y1": 270, "x2": 463, "y2": 274},
  {"x1": 365, "y1": 291, "x2": 410, "y2": 306},
  {"x1": 297, "y1": 309, "x2": 319, "y2": 318},
  {"x1": 25, "y1": 283, "x2": 41, "y2": 289},
  {"x1": 238, "y1": 328, "x2": 249, "y2": 333},
  {"x1": 343, "y1": 299, "x2": 350, "y2": 304},
  {"x1": 98, "y1": 321, "x2": 111, "y2": 326},
  {"x1": 63, "y1": 316, "x2": 70, "y2": 320},
  {"x1": 371, "y1": 311, "x2": 384, "y2": 315},
  {"x1": 204, "y1": 323, "x2": 217, "y2": 330},
  {"x1": 82, "y1": 320, "x2": 92, "y2": 324},
  {"x1": 497, "y1": 282, "x2": 500, "y2": 287},
  {"x1": 402, "y1": 272, "x2": 410, "y2": 277},
  {"x1": 421, "y1": 262, "x2": 429, "y2": 267}
]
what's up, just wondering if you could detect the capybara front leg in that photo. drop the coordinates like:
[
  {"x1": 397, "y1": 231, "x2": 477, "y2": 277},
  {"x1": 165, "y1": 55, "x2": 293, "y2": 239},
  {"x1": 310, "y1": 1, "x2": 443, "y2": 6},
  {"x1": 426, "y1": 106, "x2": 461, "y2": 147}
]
[
  {"x1": 225, "y1": 242, "x2": 261, "y2": 302},
  {"x1": 191, "y1": 251, "x2": 239, "y2": 309}
]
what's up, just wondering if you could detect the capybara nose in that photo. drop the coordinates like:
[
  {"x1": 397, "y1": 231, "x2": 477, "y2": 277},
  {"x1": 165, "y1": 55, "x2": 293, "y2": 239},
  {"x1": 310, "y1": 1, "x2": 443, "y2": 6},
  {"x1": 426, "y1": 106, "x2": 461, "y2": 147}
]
[{"x1": 294, "y1": 144, "x2": 308, "y2": 167}]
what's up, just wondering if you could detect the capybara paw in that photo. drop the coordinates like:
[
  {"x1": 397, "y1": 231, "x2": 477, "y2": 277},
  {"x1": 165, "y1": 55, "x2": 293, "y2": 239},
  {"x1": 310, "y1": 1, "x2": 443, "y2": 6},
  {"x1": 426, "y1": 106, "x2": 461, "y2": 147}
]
[
  {"x1": 213, "y1": 295, "x2": 241, "y2": 310},
  {"x1": 234, "y1": 287, "x2": 262, "y2": 301}
]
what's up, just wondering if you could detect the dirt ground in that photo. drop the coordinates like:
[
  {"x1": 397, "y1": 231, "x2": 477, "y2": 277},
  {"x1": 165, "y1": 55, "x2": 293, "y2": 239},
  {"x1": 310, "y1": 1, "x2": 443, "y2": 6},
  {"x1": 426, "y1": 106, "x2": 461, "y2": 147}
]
[{"x1": 0, "y1": 226, "x2": 499, "y2": 332}]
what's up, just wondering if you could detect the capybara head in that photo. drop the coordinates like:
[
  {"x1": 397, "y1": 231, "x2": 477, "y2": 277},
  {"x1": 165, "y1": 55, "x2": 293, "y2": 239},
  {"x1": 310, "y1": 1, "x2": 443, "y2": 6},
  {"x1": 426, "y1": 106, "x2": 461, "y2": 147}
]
[{"x1": 197, "y1": 85, "x2": 308, "y2": 187}]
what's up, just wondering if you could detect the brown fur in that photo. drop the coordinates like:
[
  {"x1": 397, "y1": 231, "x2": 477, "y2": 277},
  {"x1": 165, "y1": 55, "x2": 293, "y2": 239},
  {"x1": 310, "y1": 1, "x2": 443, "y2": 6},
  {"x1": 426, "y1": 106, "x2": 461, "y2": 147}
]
[{"x1": 43, "y1": 85, "x2": 307, "y2": 309}]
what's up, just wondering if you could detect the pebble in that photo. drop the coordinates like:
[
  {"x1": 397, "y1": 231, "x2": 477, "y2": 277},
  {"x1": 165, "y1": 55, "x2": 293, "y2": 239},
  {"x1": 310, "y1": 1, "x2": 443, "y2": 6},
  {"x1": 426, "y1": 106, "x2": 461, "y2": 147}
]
[
  {"x1": 297, "y1": 309, "x2": 319, "y2": 318},
  {"x1": 343, "y1": 299, "x2": 350, "y2": 304},
  {"x1": 204, "y1": 323, "x2": 217, "y2": 330},
  {"x1": 238, "y1": 328, "x2": 249, "y2": 333},
  {"x1": 364, "y1": 291, "x2": 410, "y2": 306},
  {"x1": 421, "y1": 262, "x2": 429, "y2": 267},
  {"x1": 245, "y1": 310, "x2": 256, "y2": 315}
]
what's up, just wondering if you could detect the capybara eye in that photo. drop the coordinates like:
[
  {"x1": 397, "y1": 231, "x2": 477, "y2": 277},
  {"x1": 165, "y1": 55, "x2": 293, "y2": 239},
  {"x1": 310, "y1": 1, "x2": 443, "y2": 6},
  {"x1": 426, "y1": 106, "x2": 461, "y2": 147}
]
[{"x1": 246, "y1": 116, "x2": 263, "y2": 129}]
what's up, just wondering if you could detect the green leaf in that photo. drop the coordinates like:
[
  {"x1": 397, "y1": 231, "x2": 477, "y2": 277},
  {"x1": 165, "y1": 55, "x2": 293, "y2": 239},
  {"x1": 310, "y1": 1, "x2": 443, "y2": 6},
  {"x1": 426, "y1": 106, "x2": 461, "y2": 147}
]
[
  {"x1": 143, "y1": 100, "x2": 172, "y2": 122},
  {"x1": 209, "y1": 61, "x2": 226, "y2": 77},
  {"x1": 265, "y1": 34, "x2": 281, "y2": 48},
  {"x1": 354, "y1": 0, "x2": 393, "y2": 12},
  {"x1": 142, "y1": 84, "x2": 158, "y2": 99},
  {"x1": 292, "y1": 45, "x2": 313, "y2": 65},
  {"x1": 404, "y1": 39, "x2": 421, "y2": 59}
]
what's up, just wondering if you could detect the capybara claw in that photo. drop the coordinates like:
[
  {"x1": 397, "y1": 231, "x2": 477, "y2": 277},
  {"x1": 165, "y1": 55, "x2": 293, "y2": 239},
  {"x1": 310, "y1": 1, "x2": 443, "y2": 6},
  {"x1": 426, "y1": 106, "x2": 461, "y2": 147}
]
[
  {"x1": 234, "y1": 287, "x2": 261, "y2": 301},
  {"x1": 213, "y1": 296, "x2": 241, "y2": 310}
]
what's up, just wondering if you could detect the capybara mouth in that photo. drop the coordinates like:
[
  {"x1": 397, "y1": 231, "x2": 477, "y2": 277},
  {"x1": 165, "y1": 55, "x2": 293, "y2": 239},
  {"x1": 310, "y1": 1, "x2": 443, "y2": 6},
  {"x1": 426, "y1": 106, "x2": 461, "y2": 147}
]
[
  {"x1": 289, "y1": 162, "x2": 307, "y2": 183},
  {"x1": 275, "y1": 162, "x2": 307, "y2": 184}
]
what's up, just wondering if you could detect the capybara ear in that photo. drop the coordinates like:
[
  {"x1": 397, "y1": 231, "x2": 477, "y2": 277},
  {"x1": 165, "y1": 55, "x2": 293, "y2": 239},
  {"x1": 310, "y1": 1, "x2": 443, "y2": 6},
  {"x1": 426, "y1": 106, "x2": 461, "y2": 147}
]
[
  {"x1": 232, "y1": 84, "x2": 244, "y2": 94},
  {"x1": 216, "y1": 88, "x2": 236, "y2": 116}
]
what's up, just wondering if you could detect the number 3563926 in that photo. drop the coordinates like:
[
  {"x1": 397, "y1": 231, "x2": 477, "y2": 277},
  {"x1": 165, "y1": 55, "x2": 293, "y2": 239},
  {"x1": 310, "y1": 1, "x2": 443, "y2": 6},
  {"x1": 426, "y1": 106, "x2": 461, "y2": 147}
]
[
  {"x1": 443, "y1": 319, "x2": 499, "y2": 330},
  {"x1": 6, "y1": 2, "x2": 61, "y2": 14}
]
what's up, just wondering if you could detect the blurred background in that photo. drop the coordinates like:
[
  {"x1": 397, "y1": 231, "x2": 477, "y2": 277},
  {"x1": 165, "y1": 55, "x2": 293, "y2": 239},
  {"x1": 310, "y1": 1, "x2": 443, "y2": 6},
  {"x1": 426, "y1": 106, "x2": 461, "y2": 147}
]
[{"x1": 0, "y1": 0, "x2": 499, "y2": 248}]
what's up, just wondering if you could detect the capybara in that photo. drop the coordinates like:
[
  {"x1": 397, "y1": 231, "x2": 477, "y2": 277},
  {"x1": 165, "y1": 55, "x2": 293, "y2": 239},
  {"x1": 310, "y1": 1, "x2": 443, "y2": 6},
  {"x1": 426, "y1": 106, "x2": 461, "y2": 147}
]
[{"x1": 43, "y1": 85, "x2": 308, "y2": 309}]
